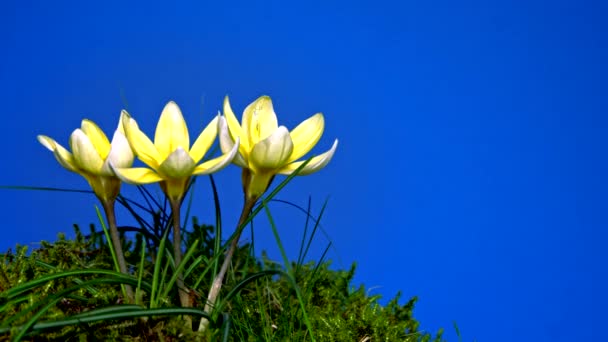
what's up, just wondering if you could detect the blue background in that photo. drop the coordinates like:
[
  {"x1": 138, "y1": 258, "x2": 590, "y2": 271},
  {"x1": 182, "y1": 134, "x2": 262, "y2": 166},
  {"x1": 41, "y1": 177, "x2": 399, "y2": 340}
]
[{"x1": 1, "y1": 1, "x2": 606, "y2": 340}]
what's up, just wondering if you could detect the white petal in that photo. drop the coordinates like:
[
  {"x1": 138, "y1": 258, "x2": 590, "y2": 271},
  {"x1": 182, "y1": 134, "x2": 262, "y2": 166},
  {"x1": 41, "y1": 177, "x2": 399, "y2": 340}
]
[
  {"x1": 219, "y1": 116, "x2": 247, "y2": 167},
  {"x1": 277, "y1": 139, "x2": 338, "y2": 176},
  {"x1": 192, "y1": 137, "x2": 240, "y2": 175},
  {"x1": 101, "y1": 130, "x2": 134, "y2": 175}
]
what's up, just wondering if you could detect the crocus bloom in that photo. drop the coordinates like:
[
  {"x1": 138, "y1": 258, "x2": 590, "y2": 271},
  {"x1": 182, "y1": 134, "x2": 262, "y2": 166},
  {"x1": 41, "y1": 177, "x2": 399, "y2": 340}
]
[
  {"x1": 38, "y1": 112, "x2": 134, "y2": 202},
  {"x1": 113, "y1": 101, "x2": 239, "y2": 201},
  {"x1": 219, "y1": 95, "x2": 338, "y2": 199}
]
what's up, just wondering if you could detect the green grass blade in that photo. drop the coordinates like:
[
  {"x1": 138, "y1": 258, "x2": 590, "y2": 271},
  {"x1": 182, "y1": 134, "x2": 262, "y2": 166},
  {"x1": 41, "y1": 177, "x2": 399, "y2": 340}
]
[
  {"x1": 216, "y1": 270, "x2": 286, "y2": 313},
  {"x1": 183, "y1": 254, "x2": 208, "y2": 280},
  {"x1": 160, "y1": 239, "x2": 199, "y2": 300},
  {"x1": 136, "y1": 237, "x2": 146, "y2": 305},
  {"x1": 9, "y1": 278, "x2": 148, "y2": 340},
  {"x1": 297, "y1": 196, "x2": 313, "y2": 269},
  {"x1": 150, "y1": 227, "x2": 170, "y2": 308},
  {"x1": 0, "y1": 185, "x2": 92, "y2": 195},
  {"x1": 263, "y1": 205, "x2": 315, "y2": 342},
  {"x1": 220, "y1": 312, "x2": 231, "y2": 342},
  {"x1": 34, "y1": 260, "x2": 99, "y2": 296},
  {"x1": 15, "y1": 306, "x2": 212, "y2": 339},
  {"x1": 269, "y1": 198, "x2": 334, "y2": 246},
  {"x1": 301, "y1": 198, "x2": 329, "y2": 265},
  {"x1": 208, "y1": 174, "x2": 222, "y2": 281},
  {"x1": 3, "y1": 269, "x2": 144, "y2": 301}
]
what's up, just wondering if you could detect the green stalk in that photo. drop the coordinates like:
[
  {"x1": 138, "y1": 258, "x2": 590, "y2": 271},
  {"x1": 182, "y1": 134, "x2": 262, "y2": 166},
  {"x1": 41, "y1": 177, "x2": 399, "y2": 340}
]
[
  {"x1": 100, "y1": 199, "x2": 134, "y2": 303},
  {"x1": 170, "y1": 198, "x2": 190, "y2": 308}
]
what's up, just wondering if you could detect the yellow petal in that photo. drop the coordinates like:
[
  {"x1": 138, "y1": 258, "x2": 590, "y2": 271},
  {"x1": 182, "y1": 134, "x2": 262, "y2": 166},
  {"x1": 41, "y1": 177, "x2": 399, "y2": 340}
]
[
  {"x1": 157, "y1": 147, "x2": 196, "y2": 178},
  {"x1": 250, "y1": 126, "x2": 293, "y2": 170},
  {"x1": 223, "y1": 96, "x2": 249, "y2": 153},
  {"x1": 81, "y1": 119, "x2": 111, "y2": 160},
  {"x1": 117, "y1": 111, "x2": 129, "y2": 134},
  {"x1": 40, "y1": 136, "x2": 80, "y2": 173},
  {"x1": 288, "y1": 113, "x2": 324, "y2": 163},
  {"x1": 277, "y1": 139, "x2": 338, "y2": 176},
  {"x1": 154, "y1": 101, "x2": 190, "y2": 160},
  {"x1": 37, "y1": 135, "x2": 57, "y2": 151},
  {"x1": 244, "y1": 96, "x2": 278, "y2": 146},
  {"x1": 113, "y1": 167, "x2": 164, "y2": 184},
  {"x1": 124, "y1": 116, "x2": 162, "y2": 170},
  {"x1": 219, "y1": 117, "x2": 247, "y2": 167},
  {"x1": 70, "y1": 129, "x2": 104, "y2": 174},
  {"x1": 192, "y1": 137, "x2": 240, "y2": 175},
  {"x1": 189, "y1": 115, "x2": 218, "y2": 163}
]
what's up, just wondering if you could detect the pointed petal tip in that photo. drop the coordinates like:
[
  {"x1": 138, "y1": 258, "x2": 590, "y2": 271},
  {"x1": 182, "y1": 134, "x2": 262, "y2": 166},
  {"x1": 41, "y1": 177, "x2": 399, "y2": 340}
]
[
  {"x1": 120, "y1": 110, "x2": 130, "y2": 121},
  {"x1": 164, "y1": 100, "x2": 180, "y2": 112},
  {"x1": 277, "y1": 138, "x2": 338, "y2": 176},
  {"x1": 37, "y1": 135, "x2": 56, "y2": 151}
]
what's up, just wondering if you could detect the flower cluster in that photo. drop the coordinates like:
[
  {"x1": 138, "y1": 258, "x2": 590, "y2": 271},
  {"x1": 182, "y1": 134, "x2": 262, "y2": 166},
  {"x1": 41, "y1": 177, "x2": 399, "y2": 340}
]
[{"x1": 39, "y1": 96, "x2": 337, "y2": 203}]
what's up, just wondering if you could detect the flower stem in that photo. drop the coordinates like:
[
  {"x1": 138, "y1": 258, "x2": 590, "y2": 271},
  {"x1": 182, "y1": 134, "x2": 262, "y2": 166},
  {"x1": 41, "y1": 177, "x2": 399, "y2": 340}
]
[
  {"x1": 199, "y1": 196, "x2": 257, "y2": 331},
  {"x1": 101, "y1": 200, "x2": 134, "y2": 303},
  {"x1": 170, "y1": 198, "x2": 191, "y2": 308}
]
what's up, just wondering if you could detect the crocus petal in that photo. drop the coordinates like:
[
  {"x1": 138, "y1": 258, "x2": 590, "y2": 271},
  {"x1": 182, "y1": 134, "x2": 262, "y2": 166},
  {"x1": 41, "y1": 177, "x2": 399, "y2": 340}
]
[
  {"x1": 189, "y1": 115, "x2": 218, "y2": 163},
  {"x1": 53, "y1": 144, "x2": 80, "y2": 173},
  {"x1": 157, "y1": 147, "x2": 196, "y2": 178},
  {"x1": 192, "y1": 137, "x2": 240, "y2": 175},
  {"x1": 250, "y1": 126, "x2": 294, "y2": 170},
  {"x1": 277, "y1": 139, "x2": 338, "y2": 176},
  {"x1": 101, "y1": 129, "x2": 134, "y2": 175},
  {"x1": 70, "y1": 129, "x2": 104, "y2": 174},
  {"x1": 287, "y1": 113, "x2": 324, "y2": 163},
  {"x1": 223, "y1": 96, "x2": 249, "y2": 153},
  {"x1": 113, "y1": 166, "x2": 164, "y2": 184},
  {"x1": 123, "y1": 116, "x2": 162, "y2": 170},
  {"x1": 81, "y1": 119, "x2": 111, "y2": 160},
  {"x1": 154, "y1": 101, "x2": 190, "y2": 160},
  {"x1": 219, "y1": 116, "x2": 247, "y2": 167},
  {"x1": 37, "y1": 135, "x2": 57, "y2": 151},
  {"x1": 38, "y1": 135, "x2": 80, "y2": 173},
  {"x1": 244, "y1": 96, "x2": 278, "y2": 146},
  {"x1": 117, "y1": 111, "x2": 129, "y2": 134}
]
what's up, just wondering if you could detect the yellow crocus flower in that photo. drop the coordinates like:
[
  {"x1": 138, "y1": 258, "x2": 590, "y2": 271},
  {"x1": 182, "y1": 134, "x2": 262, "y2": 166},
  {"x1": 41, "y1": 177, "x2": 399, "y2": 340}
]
[
  {"x1": 113, "y1": 101, "x2": 239, "y2": 201},
  {"x1": 37, "y1": 112, "x2": 134, "y2": 202},
  {"x1": 219, "y1": 95, "x2": 338, "y2": 199}
]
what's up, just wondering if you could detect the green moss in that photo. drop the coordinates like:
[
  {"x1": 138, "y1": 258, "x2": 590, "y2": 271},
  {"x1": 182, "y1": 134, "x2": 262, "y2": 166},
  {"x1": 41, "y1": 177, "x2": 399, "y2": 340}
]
[{"x1": 0, "y1": 222, "x2": 444, "y2": 341}]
